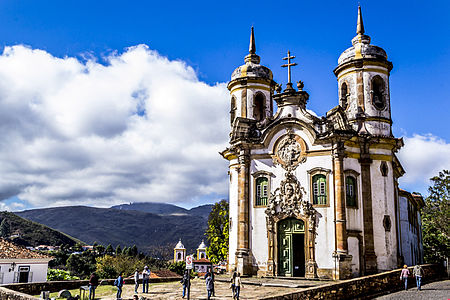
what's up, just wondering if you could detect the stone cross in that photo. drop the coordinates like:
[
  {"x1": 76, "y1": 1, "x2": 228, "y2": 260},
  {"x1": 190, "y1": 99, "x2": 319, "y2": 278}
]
[{"x1": 281, "y1": 50, "x2": 298, "y2": 84}]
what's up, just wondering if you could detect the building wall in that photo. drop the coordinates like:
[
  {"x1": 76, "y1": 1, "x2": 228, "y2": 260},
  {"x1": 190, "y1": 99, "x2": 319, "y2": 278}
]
[
  {"x1": 228, "y1": 160, "x2": 239, "y2": 269},
  {"x1": 398, "y1": 194, "x2": 422, "y2": 266},
  {"x1": 0, "y1": 262, "x2": 48, "y2": 284}
]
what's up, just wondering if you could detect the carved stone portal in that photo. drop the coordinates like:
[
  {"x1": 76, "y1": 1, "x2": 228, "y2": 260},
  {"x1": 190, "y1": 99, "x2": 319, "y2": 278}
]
[{"x1": 265, "y1": 172, "x2": 319, "y2": 278}]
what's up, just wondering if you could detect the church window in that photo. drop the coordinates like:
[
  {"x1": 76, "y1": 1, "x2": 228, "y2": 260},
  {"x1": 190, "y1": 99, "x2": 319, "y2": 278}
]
[
  {"x1": 340, "y1": 82, "x2": 348, "y2": 110},
  {"x1": 346, "y1": 176, "x2": 357, "y2": 208},
  {"x1": 253, "y1": 93, "x2": 265, "y2": 122},
  {"x1": 256, "y1": 177, "x2": 269, "y2": 206},
  {"x1": 312, "y1": 174, "x2": 327, "y2": 205},
  {"x1": 371, "y1": 76, "x2": 385, "y2": 110},
  {"x1": 177, "y1": 253, "x2": 181, "y2": 260},
  {"x1": 230, "y1": 96, "x2": 237, "y2": 125},
  {"x1": 380, "y1": 161, "x2": 388, "y2": 177}
]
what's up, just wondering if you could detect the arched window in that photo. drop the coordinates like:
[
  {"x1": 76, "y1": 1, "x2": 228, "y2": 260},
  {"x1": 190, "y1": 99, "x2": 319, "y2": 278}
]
[
  {"x1": 312, "y1": 174, "x2": 327, "y2": 205},
  {"x1": 201, "y1": 253, "x2": 205, "y2": 259},
  {"x1": 371, "y1": 76, "x2": 385, "y2": 110},
  {"x1": 253, "y1": 93, "x2": 265, "y2": 121},
  {"x1": 255, "y1": 177, "x2": 268, "y2": 206},
  {"x1": 177, "y1": 252, "x2": 182, "y2": 260},
  {"x1": 230, "y1": 96, "x2": 237, "y2": 125},
  {"x1": 346, "y1": 176, "x2": 357, "y2": 207},
  {"x1": 340, "y1": 82, "x2": 348, "y2": 109}
]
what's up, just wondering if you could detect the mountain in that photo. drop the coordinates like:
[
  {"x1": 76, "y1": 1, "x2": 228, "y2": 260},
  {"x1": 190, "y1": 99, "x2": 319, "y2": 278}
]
[
  {"x1": 111, "y1": 202, "x2": 214, "y2": 219},
  {"x1": 0, "y1": 211, "x2": 81, "y2": 247},
  {"x1": 17, "y1": 206, "x2": 208, "y2": 258}
]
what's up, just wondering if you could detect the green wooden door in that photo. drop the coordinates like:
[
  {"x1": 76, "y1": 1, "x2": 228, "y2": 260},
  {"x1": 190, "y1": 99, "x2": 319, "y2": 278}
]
[{"x1": 278, "y1": 218, "x2": 305, "y2": 276}]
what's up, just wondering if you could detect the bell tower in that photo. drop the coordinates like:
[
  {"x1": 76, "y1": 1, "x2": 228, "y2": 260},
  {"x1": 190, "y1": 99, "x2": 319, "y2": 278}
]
[
  {"x1": 334, "y1": 6, "x2": 393, "y2": 137},
  {"x1": 228, "y1": 27, "x2": 276, "y2": 128}
]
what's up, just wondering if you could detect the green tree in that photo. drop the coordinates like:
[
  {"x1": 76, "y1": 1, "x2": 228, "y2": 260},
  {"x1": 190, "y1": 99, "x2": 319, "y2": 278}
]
[
  {"x1": 115, "y1": 245, "x2": 122, "y2": 255},
  {"x1": 205, "y1": 200, "x2": 229, "y2": 264},
  {"x1": 130, "y1": 245, "x2": 138, "y2": 257},
  {"x1": 0, "y1": 218, "x2": 11, "y2": 238},
  {"x1": 96, "y1": 254, "x2": 145, "y2": 278},
  {"x1": 422, "y1": 170, "x2": 450, "y2": 263},
  {"x1": 168, "y1": 261, "x2": 186, "y2": 276},
  {"x1": 105, "y1": 244, "x2": 114, "y2": 255},
  {"x1": 47, "y1": 269, "x2": 80, "y2": 281}
]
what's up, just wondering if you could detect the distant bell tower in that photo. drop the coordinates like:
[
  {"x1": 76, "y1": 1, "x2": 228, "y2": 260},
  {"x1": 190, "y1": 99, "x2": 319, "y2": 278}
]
[
  {"x1": 228, "y1": 27, "x2": 276, "y2": 127},
  {"x1": 334, "y1": 6, "x2": 393, "y2": 137},
  {"x1": 174, "y1": 239, "x2": 186, "y2": 263}
]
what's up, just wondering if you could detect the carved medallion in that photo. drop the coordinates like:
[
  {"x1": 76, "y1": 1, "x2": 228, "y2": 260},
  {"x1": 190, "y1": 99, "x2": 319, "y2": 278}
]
[{"x1": 272, "y1": 128, "x2": 307, "y2": 172}]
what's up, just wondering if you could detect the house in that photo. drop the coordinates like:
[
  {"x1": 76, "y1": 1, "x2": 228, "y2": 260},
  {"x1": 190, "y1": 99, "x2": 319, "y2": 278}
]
[{"x1": 0, "y1": 238, "x2": 52, "y2": 284}]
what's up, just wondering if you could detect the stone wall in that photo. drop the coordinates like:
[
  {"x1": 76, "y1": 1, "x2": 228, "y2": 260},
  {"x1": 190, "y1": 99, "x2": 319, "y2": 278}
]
[
  {"x1": 259, "y1": 264, "x2": 446, "y2": 300},
  {"x1": 2, "y1": 277, "x2": 180, "y2": 296},
  {"x1": 0, "y1": 287, "x2": 36, "y2": 300}
]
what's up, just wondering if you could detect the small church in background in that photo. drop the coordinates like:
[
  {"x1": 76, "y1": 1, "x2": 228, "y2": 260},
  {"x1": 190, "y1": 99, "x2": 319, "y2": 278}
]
[
  {"x1": 173, "y1": 239, "x2": 212, "y2": 273},
  {"x1": 221, "y1": 7, "x2": 423, "y2": 279}
]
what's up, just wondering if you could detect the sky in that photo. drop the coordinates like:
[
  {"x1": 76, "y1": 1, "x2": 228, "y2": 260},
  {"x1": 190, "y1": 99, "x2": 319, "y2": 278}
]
[{"x1": 0, "y1": 0, "x2": 448, "y2": 211}]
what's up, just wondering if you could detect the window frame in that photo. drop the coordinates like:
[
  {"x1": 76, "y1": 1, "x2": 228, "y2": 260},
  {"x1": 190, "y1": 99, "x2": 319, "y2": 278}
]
[
  {"x1": 344, "y1": 169, "x2": 360, "y2": 209},
  {"x1": 252, "y1": 171, "x2": 274, "y2": 208},
  {"x1": 308, "y1": 168, "x2": 331, "y2": 207}
]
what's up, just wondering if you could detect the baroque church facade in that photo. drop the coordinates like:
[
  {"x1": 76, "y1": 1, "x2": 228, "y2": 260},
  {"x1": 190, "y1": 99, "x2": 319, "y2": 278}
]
[{"x1": 221, "y1": 7, "x2": 422, "y2": 279}]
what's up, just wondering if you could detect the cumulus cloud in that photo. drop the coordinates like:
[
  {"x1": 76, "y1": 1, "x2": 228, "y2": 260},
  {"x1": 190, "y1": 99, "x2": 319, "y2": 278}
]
[
  {"x1": 0, "y1": 45, "x2": 230, "y2": 209},
  {"x1": 398, "y1": 134, "x2": 450, "y2": 195}
]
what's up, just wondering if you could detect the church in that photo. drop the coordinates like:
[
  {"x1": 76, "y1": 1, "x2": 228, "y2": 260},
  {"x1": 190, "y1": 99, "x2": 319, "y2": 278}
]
[{"x1": 221, "y1": 7, "x2": 423, "y2": 279}]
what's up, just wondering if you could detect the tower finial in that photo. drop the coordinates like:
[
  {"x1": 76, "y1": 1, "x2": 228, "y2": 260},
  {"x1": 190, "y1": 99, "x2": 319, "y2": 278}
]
[
  {"x1": 249, "y1": 26, "x2": 256, "y2": 54},
  {"x1": 356, "y1": 5, "x2": 365, "y2": 35}
]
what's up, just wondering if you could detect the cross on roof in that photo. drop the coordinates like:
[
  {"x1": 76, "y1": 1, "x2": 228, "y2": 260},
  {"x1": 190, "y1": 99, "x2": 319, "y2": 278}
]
[{"x1": 281, "y1": 50, "x2": 298, "y2": 84}]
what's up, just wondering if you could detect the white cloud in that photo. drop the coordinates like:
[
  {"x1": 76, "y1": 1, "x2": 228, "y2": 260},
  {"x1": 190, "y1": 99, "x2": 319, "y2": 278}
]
[
  {"x1": 0, "y1": 45, "x2": 230, "y2": 209},
  {"x1": 398, "y1": 134, "x2": 450, "y2": 195}
]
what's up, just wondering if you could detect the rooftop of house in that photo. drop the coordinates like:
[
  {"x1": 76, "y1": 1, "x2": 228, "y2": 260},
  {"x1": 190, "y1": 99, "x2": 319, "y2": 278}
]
[{"x1": 0, "y1": 238, "x2": 52, "y2": 260}]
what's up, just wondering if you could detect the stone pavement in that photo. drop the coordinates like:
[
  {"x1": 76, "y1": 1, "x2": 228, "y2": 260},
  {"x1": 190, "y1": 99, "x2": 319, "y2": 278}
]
[
  {"x1": 375, "y1": 279, "x2": 450, "y2": 300},
  {"x1": 100, "y1": 276, "x2": 327, "y2": 299}
]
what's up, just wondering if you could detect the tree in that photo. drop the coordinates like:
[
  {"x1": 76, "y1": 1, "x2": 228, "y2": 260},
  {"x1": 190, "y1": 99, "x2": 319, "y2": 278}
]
[
  {"x1": 115, "y1": 245, "x2": 122, "y2": 255},
  {"x1": 0, "y1": 219, "x2": 11, "y2": 238},
  {"x1": 205, "y1": 200, "x2": 229, "y2": 264},
  {"x1": 105, "y1": 244, "x2": 114, "y2": 255},
  {"x1": 130, "y1": 245, "x2": 138, "y2": 257},
  {"x1": 422, "y1": 170, "x2": 450, "y2": 263}
]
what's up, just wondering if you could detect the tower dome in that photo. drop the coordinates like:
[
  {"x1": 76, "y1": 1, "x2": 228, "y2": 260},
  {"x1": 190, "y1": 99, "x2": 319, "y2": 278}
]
[
  {"x1": 334, "y1": 6, "x2": 393, "y2": 137},
  {"x1": 175, "y1": 239, "x2": 185, "y2": 249},
  {"x1": 230, "y1": 27, "x2": 273, "y2": 81}
]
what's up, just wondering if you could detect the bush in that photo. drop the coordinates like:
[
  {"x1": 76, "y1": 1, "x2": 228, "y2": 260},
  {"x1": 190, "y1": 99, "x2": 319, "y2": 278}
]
[
  {"x1": 168, "y1": 261, "x2": 186, "y2": 276},
  {"x1": 47, "y1": 269, "x2": 80, "y2": 281},
  {"x1": 96, "y1": 254, "x2": 146, "y2": 278}
]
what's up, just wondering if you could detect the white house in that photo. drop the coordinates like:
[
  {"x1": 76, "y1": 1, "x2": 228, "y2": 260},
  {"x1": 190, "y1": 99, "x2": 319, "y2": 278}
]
[{"x1": 0, "y1": 238, "x2": 52, "y2": 284}]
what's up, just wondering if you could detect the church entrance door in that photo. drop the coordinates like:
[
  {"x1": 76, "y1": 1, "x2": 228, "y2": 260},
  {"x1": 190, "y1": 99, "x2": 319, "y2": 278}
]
[{"x1": 278, "y1": 218, "x2": 305, "y2": 277}]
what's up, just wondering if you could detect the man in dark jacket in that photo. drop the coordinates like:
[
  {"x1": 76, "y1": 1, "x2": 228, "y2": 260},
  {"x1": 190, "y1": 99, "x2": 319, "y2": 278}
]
[
  {"x1": 205, "y1": 273, "x2": 214, "y2": 300},
  {"x1": 114, "y1": 273, "x2": 124, "y2": 299},
  {"x1": 180, "y1": 270, "x2": 190, "y2": 298},
  {"x1": 88, "y1": 272, "x2": 99, "y2": 300}
]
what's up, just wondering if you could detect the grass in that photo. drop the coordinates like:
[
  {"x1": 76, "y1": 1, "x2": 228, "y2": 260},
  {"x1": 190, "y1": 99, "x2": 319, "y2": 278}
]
[{"x1": 35, "y1": 285, "x2": 118, "y2": 299}]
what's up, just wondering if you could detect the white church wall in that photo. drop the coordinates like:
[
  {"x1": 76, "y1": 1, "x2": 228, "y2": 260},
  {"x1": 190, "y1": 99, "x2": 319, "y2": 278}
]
[
  {"x1": 348, "y1": 236, "x2": 360, "y2": 277},
  {"x1": 370, "y1": 160, "x2": 397, "y2": 271},
  {"x1": 228, "y1": 162, "x2": 239, "y2": 267},
  {"x1": 344, "y1": 157, "x2": 363, "y2": 231}
]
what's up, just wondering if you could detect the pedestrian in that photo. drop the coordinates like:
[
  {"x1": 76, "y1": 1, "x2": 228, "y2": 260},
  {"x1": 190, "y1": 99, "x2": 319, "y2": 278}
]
[
  {"x1": 413, "y1": 264, "x2": 424, "y2": 291},
  {"x1": 142, "y1": 266, "x2": 150, "y2": 293},
  {"x1": 88, "y1": 272, "x2": 99, "y2": 300},
  {"x1": 204, "y1": 267, "x2": 215, "y2": 297},
  {"x1": 230, "y1": 271, "x2": 237, "y2": 299},
  {"x1": 134, "y1": 268, "x2": 140, "y2": 294},
  {"x1": 205, "y1": 272, "x2": 214, "y2": 300},
  {"x1": 400, "y1": 265, "x2": 410, "y2": 290},
  {"x1": 180, "y1": 270, "x2": 190, "y2": 298},
  {"x1": 233, "y1": 272, "x2": 243, "y2": 300},
  {"x1": 114, "y1": 273, "x2": 124, "y2": 299}
]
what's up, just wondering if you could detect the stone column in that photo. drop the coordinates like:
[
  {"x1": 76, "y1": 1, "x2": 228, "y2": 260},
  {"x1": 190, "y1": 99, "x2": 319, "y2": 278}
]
[
  {"x1": 333, "y1": 143, "x2": 352, "y2": 279},
  {"x1": 236, "y1": 149, "x2": 251, "y2": 275},
  {"x1": 359, "y1": 154, "x2": 378, "y2": 274}
]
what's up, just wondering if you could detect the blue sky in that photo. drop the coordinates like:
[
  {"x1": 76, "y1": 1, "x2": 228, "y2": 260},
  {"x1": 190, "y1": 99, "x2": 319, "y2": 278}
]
[{"x1": 0, "y1": 0, "x2": 448, "y2": 210}]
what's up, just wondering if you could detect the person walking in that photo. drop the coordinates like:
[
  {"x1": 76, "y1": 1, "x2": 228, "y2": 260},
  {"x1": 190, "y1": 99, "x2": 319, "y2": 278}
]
[
  {"x1": 114, "y1": 273, "x2": 124, "y2": 299},
  {"x1": 142, "y1": 266, "x2": 150, "y2": 293},
  {"x1": 134, "y1": 268, "x2": 140, "y2": 294},
  {"x1": 233, "y1": 272, "x2": 243, "y2": 300},
  {"x1": 205, "y1": 272, "x2": 214, "y2": 300},
  {"x1": 230, "y1": 271, "x2": 237, "y2": 299},
  {"x1": 413, "y1": 264, "x2": 424, "y2": 291},
  {"x1": 180, "y1": 270, "x2": 190, "y2": 298},
  {"x1": 400, "y1": 265, "x2": 410, "y2": 290},
  {"x1": 204, "y1": 267, "x2": 215, "y2": 297},
  {"x1": 88, "y1": 272, "x2": 99, "y2": 300}
]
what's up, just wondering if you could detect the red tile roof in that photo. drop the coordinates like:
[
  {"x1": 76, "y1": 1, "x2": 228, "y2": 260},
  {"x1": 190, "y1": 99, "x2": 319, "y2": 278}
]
[{"x1": 0, "y1": 238, "x2": 51, "y2": 259}]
